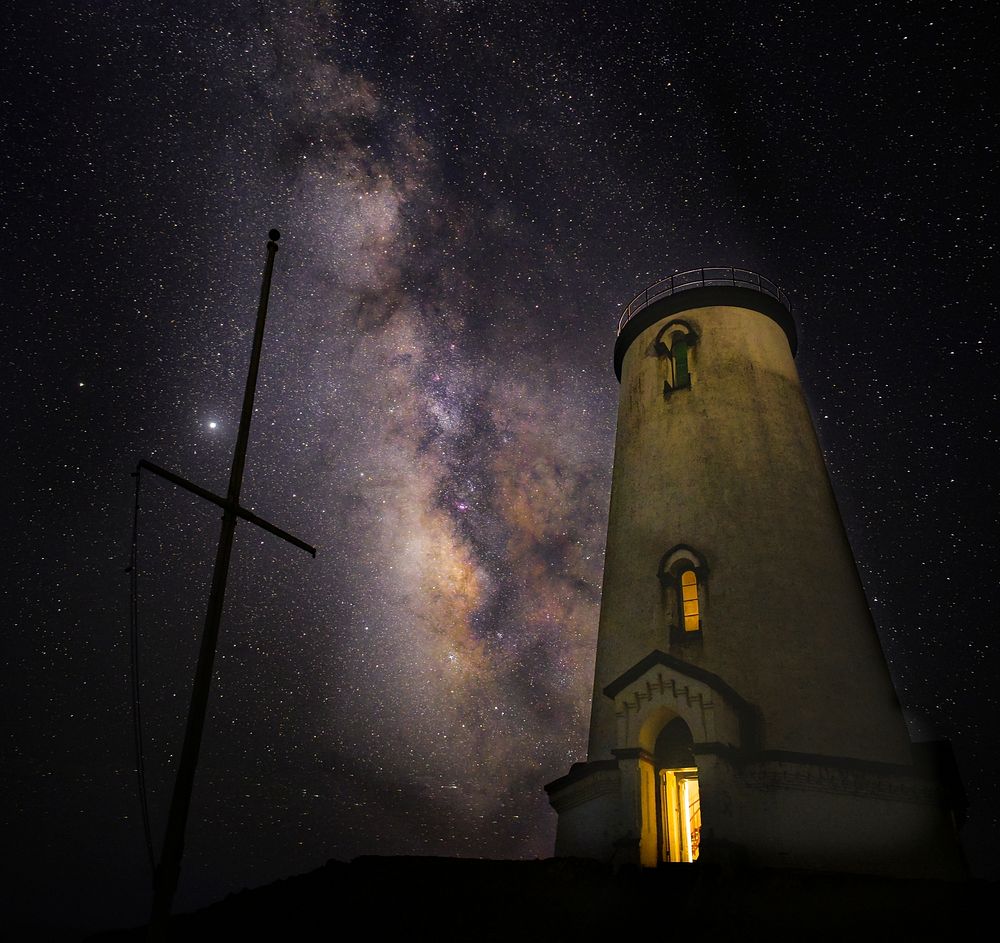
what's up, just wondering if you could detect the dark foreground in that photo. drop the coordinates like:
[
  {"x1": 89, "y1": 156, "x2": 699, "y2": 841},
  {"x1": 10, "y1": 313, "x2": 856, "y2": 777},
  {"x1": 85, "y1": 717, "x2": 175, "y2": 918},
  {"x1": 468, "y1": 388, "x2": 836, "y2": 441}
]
[{"x1": 83, "y1": 856, "x2": 991, "y2": 942}]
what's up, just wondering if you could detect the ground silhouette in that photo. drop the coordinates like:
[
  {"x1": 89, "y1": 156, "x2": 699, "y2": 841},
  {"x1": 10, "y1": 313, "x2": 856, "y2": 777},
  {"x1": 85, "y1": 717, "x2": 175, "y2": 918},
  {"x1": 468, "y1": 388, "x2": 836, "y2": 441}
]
[{"x1": 82, "y1": 855, "x2": 993, "y2": 942}]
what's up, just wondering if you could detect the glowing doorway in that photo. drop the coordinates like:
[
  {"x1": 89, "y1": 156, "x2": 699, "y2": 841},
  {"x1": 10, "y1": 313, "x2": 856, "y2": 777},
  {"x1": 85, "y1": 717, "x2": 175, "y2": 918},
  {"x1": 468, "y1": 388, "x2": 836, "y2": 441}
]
[{"x1": 660, "y1": 767, "x2": 701, "y2": 863}]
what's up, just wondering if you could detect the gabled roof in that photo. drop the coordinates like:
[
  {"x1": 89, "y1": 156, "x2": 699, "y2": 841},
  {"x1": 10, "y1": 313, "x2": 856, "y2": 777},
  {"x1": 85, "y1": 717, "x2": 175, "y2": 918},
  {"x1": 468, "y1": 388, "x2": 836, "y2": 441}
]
[{"x1": 602, "y1": 649, "x2": 751, "y2": 711}]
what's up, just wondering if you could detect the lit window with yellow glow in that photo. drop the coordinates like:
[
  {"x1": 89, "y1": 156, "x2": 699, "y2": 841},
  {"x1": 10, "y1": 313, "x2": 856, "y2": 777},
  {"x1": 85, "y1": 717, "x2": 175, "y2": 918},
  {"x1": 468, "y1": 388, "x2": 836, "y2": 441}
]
[{"x1": 681, "y1": 569, "x2": 700, "y2": 632}]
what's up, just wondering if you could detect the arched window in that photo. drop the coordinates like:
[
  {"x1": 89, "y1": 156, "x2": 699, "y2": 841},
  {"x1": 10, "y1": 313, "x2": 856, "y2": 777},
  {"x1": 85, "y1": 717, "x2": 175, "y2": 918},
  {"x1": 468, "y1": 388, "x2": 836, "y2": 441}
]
[
  {"x1": 656, "y1": 320, "x2": 696, "y2": 394},
  {"x1": 659, "y1": 545, "x2": 707, "y2": 641},
  {"x1": 680, "y1": 568, "x2": 700, "y2": 632},
  {"x1": 671, "y1": 335, "x2": 690, "y2": 389}
]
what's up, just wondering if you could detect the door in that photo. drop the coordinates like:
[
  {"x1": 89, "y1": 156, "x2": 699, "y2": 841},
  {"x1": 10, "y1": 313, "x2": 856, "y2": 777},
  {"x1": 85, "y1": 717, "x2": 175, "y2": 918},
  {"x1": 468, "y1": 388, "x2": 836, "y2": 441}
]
[{"x1": 659, "y1": 767, "x2": 701, "y2": 862}]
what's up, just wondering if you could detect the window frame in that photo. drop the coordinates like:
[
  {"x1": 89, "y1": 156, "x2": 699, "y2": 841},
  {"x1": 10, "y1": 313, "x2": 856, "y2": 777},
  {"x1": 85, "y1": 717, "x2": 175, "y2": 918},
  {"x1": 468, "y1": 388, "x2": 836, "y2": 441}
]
[
  {"x1": 679, "y1": 567, "x2": 701, "y2": 632},
  {"x1": 658, "y1": 544, "x2": 708, "y2": 643},
  {"x1": 656, "y1": 319, "x2": 697, "y2": 395}
]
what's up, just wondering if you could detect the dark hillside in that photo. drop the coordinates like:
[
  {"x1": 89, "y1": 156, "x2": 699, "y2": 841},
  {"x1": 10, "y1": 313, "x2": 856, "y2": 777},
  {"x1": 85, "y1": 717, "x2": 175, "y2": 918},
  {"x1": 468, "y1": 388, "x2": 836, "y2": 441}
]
[{"x1": 86, "y1": 856, "x2": 993, "y2": 942}]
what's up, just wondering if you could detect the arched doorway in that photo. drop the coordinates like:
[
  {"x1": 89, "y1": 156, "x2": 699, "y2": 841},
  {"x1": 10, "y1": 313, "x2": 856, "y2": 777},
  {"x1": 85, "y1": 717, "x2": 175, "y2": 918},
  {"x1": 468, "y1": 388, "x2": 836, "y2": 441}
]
[{"x1": 654, "y1": 718, "x2": 701, "y2": 863}]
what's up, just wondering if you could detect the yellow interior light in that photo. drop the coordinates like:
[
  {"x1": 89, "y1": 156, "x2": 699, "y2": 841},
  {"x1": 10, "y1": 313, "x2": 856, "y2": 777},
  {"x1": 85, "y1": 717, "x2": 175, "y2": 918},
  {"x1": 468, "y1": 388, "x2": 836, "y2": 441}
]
[{"x1": 681, "y1": 570, "x2": 699, "y2": 630}]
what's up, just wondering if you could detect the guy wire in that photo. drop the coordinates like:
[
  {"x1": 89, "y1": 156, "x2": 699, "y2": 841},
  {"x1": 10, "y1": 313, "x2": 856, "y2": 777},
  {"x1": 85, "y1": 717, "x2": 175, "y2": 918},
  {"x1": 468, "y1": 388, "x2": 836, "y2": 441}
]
[{"x1": 129, "y1": 464, "x2": 156, "y2": 875}]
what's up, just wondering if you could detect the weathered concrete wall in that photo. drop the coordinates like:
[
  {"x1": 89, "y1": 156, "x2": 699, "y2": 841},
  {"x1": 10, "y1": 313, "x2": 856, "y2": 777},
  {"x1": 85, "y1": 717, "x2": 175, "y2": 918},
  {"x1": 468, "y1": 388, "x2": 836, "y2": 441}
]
[
  {"x1": 699, "y1": 752, "x2": 966, "y2": 879},
  {"x1": 588, "y1": 301, "x2": 912, "y2": 766},
  {"x1": 549, "y1": 765, "x2": 623, "y2": 861}
]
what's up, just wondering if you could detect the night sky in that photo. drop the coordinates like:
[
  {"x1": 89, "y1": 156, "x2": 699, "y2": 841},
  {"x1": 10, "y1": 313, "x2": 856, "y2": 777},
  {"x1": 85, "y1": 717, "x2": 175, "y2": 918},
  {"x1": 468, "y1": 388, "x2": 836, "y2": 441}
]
[{"x1": 3, "y1": 0, "x2": 997, "y2": 932}]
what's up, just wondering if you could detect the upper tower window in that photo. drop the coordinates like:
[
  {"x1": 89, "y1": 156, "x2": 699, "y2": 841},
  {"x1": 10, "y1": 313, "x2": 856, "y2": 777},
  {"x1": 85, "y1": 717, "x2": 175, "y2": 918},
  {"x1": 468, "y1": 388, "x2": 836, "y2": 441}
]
[
  {"x1": 671, "y1": 336, "x2": 690, "y2": 389},
  {"x1": 656, "y1": 320, "x2": 696, "y2": 394}
]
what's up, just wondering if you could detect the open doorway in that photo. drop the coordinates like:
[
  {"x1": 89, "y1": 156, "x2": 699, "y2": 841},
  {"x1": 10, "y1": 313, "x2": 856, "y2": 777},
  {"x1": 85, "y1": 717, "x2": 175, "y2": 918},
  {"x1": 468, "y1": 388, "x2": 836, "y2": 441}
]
[{"x1": 654, "y1": 718, "x2": 701, "y2": 862}]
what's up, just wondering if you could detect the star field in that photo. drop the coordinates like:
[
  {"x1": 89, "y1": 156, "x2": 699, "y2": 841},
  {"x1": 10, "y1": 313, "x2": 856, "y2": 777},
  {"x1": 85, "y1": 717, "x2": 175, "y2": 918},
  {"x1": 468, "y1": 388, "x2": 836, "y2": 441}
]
[{"x1": 2, "y1": 0, "x2": 997, "y2": 932}]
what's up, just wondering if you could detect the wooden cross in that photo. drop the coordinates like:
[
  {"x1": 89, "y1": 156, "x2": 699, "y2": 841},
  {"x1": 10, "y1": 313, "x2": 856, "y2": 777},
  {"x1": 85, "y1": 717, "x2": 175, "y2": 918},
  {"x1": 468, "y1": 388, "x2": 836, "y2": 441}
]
[{"x1": 141, "y1": 230, "x2": 316, "y2": 939}]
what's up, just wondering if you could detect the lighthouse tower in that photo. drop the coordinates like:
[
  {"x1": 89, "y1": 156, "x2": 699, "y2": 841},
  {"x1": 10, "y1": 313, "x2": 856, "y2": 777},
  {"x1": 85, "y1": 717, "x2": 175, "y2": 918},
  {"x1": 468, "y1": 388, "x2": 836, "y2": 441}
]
[{"x1": 545, "y1": 269, "x2": 964, "y2": 878}]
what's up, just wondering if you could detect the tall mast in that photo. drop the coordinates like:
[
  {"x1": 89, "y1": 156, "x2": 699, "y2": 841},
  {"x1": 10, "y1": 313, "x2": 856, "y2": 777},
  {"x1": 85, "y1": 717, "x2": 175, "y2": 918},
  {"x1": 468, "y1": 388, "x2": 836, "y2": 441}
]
[{"x1": 143, "y1": 230, "x2": 315, "y2": 940}]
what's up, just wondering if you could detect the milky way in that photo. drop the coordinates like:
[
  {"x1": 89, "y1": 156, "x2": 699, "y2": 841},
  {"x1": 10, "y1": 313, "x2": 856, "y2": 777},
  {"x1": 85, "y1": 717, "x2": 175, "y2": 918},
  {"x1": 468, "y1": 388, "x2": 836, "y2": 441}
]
[{"x1": 3, "y1": 0, "x2": 997, "y2": 930}]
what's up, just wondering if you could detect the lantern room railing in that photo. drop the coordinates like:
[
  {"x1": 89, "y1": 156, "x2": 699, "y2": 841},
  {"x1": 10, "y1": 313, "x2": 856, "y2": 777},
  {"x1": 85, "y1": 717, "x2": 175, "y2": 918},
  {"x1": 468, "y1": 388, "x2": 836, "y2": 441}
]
[{"x1": 618, "y1": 267, "x2": 790, "y2": 335}]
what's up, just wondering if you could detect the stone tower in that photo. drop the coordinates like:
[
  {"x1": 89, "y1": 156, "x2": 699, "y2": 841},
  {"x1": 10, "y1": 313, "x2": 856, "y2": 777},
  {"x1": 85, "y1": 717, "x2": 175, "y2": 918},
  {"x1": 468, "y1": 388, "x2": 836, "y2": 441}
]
[{"x1": 545, "y1": 269, "x2": 965, "y2": 878}]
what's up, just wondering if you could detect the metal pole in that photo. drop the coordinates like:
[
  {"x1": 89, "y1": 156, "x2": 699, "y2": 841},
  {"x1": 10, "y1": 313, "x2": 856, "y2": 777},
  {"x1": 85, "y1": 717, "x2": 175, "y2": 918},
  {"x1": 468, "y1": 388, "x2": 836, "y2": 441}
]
[{"x1": 148, "y1": 230, "x2": 281, "y2": 940}]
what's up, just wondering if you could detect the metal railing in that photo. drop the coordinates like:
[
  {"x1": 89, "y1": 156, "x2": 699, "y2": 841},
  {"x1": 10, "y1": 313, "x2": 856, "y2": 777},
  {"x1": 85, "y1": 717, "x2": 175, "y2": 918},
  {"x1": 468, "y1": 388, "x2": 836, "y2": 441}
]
[{"x1": 618, "y1": 267, "x2": 790, "y2": 335}]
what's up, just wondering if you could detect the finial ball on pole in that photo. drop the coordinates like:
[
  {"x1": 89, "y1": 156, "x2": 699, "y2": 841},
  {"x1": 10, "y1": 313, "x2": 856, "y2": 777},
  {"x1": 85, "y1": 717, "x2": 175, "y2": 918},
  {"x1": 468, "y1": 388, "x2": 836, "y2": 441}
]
[{"x1": 268, "y1": 229, "x2": 281, "y2": 242}]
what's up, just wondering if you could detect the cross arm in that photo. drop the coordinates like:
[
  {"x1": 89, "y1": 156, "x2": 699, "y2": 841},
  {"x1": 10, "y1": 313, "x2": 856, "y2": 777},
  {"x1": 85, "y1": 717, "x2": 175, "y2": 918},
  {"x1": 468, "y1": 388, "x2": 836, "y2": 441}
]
[{"x1": 136, "y1": 459, "x2": 317, "y2": 557}]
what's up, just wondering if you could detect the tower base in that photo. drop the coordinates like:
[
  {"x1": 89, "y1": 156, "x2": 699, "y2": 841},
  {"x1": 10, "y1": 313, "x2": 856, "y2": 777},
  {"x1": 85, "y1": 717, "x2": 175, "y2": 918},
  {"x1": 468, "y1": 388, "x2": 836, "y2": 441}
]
[{"x1": 546, "y1": 747, "x2": 966, "y2": 880}]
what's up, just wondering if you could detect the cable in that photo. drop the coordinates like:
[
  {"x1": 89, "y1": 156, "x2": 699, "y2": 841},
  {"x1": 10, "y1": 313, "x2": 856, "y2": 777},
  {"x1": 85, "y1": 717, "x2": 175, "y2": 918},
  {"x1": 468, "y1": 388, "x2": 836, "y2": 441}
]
[{"x1": 129, "y1": 464, "x2": 156, "y2": 876}]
